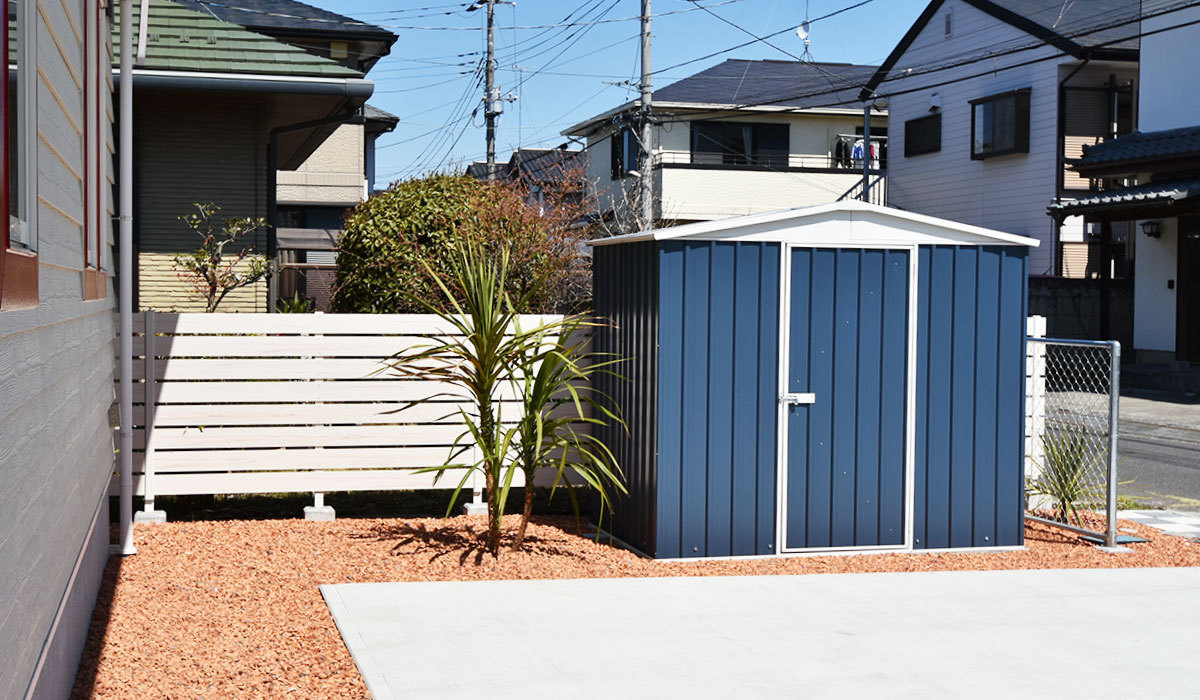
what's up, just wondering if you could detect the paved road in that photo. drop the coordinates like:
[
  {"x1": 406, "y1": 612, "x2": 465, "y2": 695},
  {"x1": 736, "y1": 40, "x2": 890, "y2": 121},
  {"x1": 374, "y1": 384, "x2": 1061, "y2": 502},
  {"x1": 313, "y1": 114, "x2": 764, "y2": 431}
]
[
  {"x1": 323, "y1": 569, "x2": 1200, "y2": 700},
  {"x1": 1117, "y1": 390, "x2": 1200, "y2": 511},
  {"x1": 1119, "y1": 427, "x2": 1200, "y2": 511}
]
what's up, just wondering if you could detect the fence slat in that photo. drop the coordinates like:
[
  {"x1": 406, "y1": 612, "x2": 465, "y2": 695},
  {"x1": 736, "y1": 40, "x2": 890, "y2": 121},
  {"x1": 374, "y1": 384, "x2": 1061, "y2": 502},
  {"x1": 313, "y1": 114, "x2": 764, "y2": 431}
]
[
  {"x1": 132, "y1": 447, "x2": 462, "y2": 472},
  {"x1": 116, "y1": 311, "x2": 571, "y2": 504}
]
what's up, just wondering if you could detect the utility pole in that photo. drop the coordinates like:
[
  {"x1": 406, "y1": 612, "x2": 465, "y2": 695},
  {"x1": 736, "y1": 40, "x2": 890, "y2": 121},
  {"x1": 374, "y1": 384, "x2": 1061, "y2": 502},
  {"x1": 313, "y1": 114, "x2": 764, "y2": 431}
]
[
  {"x1": 637, "y1": 0, "x2": 653, "y2": 231},
  {"x1": 484, "y1": 0, "x2": 498, "y2": 182}
]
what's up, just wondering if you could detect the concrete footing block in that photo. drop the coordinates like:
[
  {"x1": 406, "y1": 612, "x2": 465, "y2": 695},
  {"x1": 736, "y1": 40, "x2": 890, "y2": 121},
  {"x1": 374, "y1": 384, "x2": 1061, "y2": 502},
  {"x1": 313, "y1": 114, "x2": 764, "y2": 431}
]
[
  {"x1": 134, "y1": 510, "x2": 167, "y2": 524},
  {"x1": 462, "y1": 502, "x2": 488, "y2": 516},
  {"x1": 1097, "y1": 545, "x2": 1133, "y2": 554},
  {"x1": 304, "y1": 505, "x2": 336, "y2": 521}
]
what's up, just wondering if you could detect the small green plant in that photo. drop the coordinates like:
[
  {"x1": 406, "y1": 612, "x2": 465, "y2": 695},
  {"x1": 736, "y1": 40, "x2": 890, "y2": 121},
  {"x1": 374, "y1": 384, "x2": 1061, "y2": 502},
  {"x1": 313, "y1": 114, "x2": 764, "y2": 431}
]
[
  {"x1": 1027, "y1": 427, "x2": 1106, "y2": 526},
  {"x1": 508, "y1": 318, "x2": 626, "y2": 548},
  {"x1": 172, "y1": 202, "x2": 270, "y2": 312},
  {"x1": 276, "y1": 292, "x2": 315, "y2": 313},
  {"x1": 384, "y1": 241, "x2": 625, "y2": 556}
]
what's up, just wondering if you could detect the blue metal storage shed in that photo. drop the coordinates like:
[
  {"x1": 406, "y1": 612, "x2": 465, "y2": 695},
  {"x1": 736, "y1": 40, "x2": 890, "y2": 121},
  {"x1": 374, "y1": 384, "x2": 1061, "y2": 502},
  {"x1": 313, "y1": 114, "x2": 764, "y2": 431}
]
[{"x1": 592, "y1": 201, "x2": 1038, "y2": 559}]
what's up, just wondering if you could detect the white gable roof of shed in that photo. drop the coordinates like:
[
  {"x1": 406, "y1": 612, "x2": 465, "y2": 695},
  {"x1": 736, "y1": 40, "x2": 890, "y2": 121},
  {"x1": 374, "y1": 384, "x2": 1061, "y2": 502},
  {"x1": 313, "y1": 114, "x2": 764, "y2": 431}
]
[{"x1": 590, "y1": 201, "x2": 1040, "y2": 248}]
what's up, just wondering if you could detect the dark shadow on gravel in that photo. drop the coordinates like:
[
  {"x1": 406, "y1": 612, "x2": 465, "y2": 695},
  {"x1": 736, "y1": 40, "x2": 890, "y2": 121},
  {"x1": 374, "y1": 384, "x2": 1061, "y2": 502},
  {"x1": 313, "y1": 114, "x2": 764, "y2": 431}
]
[
  {"x1": 358, "y1": 517, "x2": 595, "y2": 565},
  {"x1": 70, "y1": 536, "x2": 123, "y2": 700}
]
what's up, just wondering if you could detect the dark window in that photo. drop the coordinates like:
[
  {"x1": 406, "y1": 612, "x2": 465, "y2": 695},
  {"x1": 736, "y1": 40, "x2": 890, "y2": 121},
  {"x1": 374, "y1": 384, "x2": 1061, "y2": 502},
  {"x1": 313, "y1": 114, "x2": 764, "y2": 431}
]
[
  {"x1": 609, "y1": 128, "x2": 638, "y2": 179},
  {"x1": 970, "y1": 88, "x2": 1031, "y2": 159},
  {"x1": 690, "y1": 120, "x2": 789, "y2": 168},
  {"x1": 904, "y1": 114, "x2": 941, "y2": 157}
]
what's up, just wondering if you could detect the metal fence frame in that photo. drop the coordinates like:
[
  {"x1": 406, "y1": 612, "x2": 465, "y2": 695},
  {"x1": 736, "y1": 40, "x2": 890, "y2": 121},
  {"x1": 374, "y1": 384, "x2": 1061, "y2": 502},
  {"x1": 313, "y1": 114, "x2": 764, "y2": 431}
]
[{"x1": 1025, "y1": 335, "x2": 1121, "y2": 547}]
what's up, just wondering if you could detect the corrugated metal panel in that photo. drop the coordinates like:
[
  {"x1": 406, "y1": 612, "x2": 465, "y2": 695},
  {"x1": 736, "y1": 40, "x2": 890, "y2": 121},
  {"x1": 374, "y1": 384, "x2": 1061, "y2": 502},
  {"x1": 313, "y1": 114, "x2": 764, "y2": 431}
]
[
  {"x1": 657, "y1": 241, "x2": 779, "y2": 558},
  {"x1": 914, "y1": 245, "x2": 1027, "y2": 549},
  {"x1": 593, "y1": 241, "x2": 659, "y2": 556},
  {"x1": 784, "y1": 248, "x2": 908, "y2": 549}
]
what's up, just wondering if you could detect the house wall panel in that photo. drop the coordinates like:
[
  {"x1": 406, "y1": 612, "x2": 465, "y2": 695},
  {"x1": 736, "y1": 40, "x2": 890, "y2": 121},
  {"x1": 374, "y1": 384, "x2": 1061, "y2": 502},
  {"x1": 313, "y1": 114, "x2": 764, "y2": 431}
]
[
  {"x1": 136, "y1": 91, "x2": 269, "y2": 310},
  {"x1": 0, "y1": 3, "x2": 115, "y2": 697},
  {"x1": 913, "y1": 244, "x2": 1027, "y2": 549},
  {"x1": 659, "y1": 167, "x2": 865, "y2": 221},
  {"x1": 883, "y1": 0, "x2": 1085, "y2": 277},
  {"x1": 655, "y1": 241, "x2": 779, "y2": 558}
]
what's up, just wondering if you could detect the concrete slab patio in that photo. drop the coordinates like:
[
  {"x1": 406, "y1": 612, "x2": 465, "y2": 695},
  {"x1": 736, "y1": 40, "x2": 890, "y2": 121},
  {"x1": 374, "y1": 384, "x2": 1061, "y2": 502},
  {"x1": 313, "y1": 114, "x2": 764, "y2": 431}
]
[{"x1": 322, "y1": 567, "x2": 1200, "y2": 700}]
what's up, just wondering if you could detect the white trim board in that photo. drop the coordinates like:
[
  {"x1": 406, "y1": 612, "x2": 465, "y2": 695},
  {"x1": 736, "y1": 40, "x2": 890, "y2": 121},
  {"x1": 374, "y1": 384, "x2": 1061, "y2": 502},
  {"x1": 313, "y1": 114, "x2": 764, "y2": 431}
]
[{"x1": 589, "y1": 200, "x2": 1041, "y2": 248}]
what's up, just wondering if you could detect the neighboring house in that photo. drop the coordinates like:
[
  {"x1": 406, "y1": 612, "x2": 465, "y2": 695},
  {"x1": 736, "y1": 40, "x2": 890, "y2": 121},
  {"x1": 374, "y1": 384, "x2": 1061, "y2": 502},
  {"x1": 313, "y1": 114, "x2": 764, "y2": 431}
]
[
  {"x1": 276, "y1": 103, "x2": 398, "y2": 311},
  {"x1": 467, "y1": 146, "x2": 586, "y2": 212},
  {"x1": 562, "y1": 59, "x2": 887, "y2": 229},
  {"x1": 122, "y1": 0, "x2": 395, "y2": 312},
  {"x1": 861, "y1": 0, "x2": 1141, "y2": 279},
  {"x1": 0, "y1": 1, "x2": 116, "y2": 698},
  {"x1": 1049, "y1": 5, "x2": 1200, "y2": 367}
]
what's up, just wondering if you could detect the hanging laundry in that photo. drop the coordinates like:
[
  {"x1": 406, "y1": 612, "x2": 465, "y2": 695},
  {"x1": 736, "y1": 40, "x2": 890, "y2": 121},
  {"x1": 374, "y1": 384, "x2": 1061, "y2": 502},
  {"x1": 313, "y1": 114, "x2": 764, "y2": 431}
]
[{"x1": 852, "y1": 139, "x2": 866, "y2": 161}]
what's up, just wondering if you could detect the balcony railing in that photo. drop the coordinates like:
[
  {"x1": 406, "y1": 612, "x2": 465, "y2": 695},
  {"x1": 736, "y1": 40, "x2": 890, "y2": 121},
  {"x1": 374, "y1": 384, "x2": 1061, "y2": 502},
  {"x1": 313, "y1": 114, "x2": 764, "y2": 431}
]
[{"x1": 656, "y1": 149, "x2": 883, "y2": 172}]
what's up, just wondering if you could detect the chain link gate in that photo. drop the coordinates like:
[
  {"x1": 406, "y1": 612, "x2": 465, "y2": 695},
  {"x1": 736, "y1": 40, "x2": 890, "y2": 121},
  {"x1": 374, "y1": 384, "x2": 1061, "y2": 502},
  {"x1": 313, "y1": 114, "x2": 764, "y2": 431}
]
[{"x1": 1025, "y1": 337, "x2": 1121, "y2": 547}]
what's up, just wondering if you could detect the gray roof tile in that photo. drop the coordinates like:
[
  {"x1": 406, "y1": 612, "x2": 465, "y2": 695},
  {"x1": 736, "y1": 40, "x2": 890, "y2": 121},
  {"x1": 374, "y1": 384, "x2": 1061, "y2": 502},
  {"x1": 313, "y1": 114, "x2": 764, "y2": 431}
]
[
  {"x1": 1076, "y1": 125, "x2": 1200, "y2": 169},
  {"x1": 653, "y1": 59, "x2": 878, "y2": 110},
  {"x1": 1048, "y1": 177, "x2": 1200, "y2": 215}
]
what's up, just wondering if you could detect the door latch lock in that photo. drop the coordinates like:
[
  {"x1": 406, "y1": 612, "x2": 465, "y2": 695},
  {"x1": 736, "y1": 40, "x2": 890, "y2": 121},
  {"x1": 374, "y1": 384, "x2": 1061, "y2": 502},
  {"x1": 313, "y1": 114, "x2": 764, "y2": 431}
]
[{"x1": 780, "y1": 393, "x2": 816, "y2": 405}]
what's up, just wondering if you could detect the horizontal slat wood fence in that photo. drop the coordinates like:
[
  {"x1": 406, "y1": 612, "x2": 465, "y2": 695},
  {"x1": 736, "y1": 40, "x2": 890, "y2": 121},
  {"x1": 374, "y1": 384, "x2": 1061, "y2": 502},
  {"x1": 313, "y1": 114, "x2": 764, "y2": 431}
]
[{"x1": 113, "y1": 311, "x2": 566, "y2": 506}]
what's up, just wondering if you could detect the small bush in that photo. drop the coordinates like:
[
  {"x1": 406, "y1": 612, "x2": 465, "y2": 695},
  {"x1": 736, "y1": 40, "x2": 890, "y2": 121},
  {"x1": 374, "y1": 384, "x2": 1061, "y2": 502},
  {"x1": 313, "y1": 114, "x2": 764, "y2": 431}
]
[{"x1": 332, "y1": 173, "x2": 589, "y2": 314}]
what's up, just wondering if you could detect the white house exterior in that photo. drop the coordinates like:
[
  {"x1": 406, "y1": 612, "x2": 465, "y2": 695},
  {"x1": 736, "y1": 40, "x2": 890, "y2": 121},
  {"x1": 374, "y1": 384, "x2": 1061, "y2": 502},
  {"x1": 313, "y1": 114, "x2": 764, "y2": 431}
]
[
  {"x1": 1130, "y1": 5, "x2": 1200, "y2": 361},
  {"x1": 563, "y1": 59, "x2": 887, "y2": 229},
  {"x1": 1051, "y1": 4, "x2": 1200, "y2": 365},
  {"x1": 0, "y1": 1, "x2": 116, "y2": 697},
  {"x1": 862, "y1": 0, "x2": 1140, "y2": 278}
]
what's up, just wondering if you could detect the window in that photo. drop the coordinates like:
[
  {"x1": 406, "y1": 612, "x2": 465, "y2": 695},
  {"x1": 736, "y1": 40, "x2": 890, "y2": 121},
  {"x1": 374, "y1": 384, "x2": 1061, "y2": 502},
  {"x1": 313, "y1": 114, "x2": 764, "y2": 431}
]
[
  {"x1": 904, "y1": 114, "x2": 941, "y2": 157},
  {"x1": 2, "y1": 0, "x2": 38, "y2": 310},
  {"x1": 609, "y1": 127, "x2": 638, "y2": 179},
  {"x1": 970, "y1": 88, "x2": 1031, "y2": 159},
  {"x1": 84, "y1": 0, "x2": 107, "y2": 300},
  {"x1": 690, "y1": 120, "x2": 789, "y2": 168},
  {"x1": 944, "y1": 9, "x2": 952, "y2": 37}
]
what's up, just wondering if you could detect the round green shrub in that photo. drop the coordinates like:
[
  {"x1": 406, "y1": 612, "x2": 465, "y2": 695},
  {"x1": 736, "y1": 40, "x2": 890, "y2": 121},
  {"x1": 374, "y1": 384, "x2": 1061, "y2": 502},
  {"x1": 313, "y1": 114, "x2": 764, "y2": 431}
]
[{"x1": 332, "y1": 173, "x2": 587, "y2": 313}]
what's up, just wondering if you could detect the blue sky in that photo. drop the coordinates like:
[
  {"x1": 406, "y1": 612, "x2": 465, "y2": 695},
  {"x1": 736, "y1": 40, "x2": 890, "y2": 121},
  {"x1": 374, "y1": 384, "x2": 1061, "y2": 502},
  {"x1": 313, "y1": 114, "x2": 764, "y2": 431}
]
[{"x1": 303, "y1": 0, "x2": 928, "y2": 185}]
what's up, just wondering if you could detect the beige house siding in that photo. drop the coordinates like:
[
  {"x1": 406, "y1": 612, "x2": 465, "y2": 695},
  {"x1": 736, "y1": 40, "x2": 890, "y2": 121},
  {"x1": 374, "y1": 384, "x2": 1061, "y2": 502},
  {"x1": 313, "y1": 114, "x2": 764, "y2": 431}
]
[
  {"x1": 0, "y1": 1, "x2": 116, "y2": 698},
  {"x1": 138, "y1": 252, "x2": 267, "y2": 312},
  {"x1": 276, "y1": 122, "x2": 365, "y2": 206}
]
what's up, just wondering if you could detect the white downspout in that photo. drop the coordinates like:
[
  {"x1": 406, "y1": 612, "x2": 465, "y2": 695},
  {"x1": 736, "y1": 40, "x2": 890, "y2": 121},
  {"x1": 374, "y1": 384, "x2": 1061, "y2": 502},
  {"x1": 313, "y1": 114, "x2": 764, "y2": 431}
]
[
  {"x1": 118, "y1": 0, "x2": 136, "y2": 556},
  {"x1": 135, "y1": 0, "x2": 149, "y2": 67}
]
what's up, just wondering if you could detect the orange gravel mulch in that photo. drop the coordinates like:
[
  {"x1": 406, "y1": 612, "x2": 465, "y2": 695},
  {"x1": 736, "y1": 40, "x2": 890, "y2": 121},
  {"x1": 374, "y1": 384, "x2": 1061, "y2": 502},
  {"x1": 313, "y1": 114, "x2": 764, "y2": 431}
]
[{"x1": 72, "y1": 515, "x2": 1200, "y2": 699}]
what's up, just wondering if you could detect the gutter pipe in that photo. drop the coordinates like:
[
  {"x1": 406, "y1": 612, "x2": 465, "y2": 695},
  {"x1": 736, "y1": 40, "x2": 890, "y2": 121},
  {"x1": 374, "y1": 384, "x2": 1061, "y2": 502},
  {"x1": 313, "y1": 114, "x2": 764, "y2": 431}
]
[
  {"x1": 118, "y1": 0, "x2": 136, "y2": 555},
  {"x1": 119, "y1": 71, "x2": 375, "y2": 97}
]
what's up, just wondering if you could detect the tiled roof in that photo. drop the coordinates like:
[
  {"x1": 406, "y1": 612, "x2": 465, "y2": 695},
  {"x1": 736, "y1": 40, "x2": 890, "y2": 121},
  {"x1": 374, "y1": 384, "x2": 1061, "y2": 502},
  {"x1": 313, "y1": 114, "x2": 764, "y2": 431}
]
[
  {"x1": 511, "y1": 148, "x2": 584, "y2": 183},
  {"x1": 364, "y1": 104, "x2": 399, "y2": 124},
  {"x1": 1047, "y1": 178, "x2": 1200, "y2": 216},
  {"x1": 984, "y1": 0, "x2": 1141, "y2": 51},
  {"x1": 653, "y1": 59, "x2": 878, "y2": 110},
  {"x1": 173, "y1": 0, "x2": 394, "y2": 39},
  {"x1": 114, "y1": 1, "x2": 362, "y2": 77},
  {"x1": 1075, "y1": 125, "x2": 1200, "y2": 169}
]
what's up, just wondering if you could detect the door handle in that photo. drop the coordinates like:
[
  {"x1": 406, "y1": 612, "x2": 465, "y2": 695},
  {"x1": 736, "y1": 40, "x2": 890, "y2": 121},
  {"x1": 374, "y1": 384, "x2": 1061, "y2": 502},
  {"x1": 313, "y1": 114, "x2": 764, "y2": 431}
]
[{"x1": 780, "y1": 393, "x2": 816, "y2": 405}]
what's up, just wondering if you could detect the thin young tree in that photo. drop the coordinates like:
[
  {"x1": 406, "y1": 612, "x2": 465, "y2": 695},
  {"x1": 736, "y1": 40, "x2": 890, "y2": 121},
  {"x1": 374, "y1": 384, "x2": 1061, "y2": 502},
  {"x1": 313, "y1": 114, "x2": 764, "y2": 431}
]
[{"x1": 173, "y1": 202, "x2": 270, "y2": 312}]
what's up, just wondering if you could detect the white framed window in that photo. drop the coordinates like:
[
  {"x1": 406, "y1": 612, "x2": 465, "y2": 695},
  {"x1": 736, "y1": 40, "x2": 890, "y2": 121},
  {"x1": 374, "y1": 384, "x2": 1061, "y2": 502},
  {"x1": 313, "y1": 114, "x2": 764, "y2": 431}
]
[{"x1": 8, "y1": 0, "x2": 36, "y2": 252}]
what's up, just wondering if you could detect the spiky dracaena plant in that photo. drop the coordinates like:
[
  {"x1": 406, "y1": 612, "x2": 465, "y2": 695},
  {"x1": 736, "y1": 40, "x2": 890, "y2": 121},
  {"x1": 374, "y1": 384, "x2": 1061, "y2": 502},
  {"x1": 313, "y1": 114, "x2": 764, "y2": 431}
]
[
  {"x1": 1027, "y1": 427, "x2": 1107, "y2": 526},
  {"x1": 384, "y1": 241, "x2": 625, "y2": 556},
  {"x1": 506, "y1": 318, "x2": 626, "y2": 549}
]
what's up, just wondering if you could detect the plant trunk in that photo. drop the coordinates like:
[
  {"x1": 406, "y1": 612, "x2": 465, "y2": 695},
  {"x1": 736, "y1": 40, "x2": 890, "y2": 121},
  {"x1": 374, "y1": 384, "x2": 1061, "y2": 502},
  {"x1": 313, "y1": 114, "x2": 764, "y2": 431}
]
[
  {"x1": 513, "y1": 481, "x2": 535, "y2": 550},
  {"x1": 479, "y1": 401, "x2": 502, "y2": 557}
]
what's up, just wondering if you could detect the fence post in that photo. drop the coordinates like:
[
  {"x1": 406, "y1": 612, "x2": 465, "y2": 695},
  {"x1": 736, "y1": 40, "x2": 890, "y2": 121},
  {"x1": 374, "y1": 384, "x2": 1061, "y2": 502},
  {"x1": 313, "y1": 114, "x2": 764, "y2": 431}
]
[
  {"x1": 135, "y1": 309, "x2": 166, "y2": 523},
  {"x1": 304, "y1": 312, "x2": 336, "y2": 521},
  {"x1": 1025, "y1": 316, "x2": 1047, "y2": 500},
  {"x1": 1106, "y1": 340, "x2": 1121, "y2": 548}
]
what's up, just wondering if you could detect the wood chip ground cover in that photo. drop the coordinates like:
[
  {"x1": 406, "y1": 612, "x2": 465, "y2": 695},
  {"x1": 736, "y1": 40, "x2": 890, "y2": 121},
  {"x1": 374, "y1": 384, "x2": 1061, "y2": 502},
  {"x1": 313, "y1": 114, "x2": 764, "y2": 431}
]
[{"x1": 73, "y1": 515, "x2": 1200, "y2": 699}]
